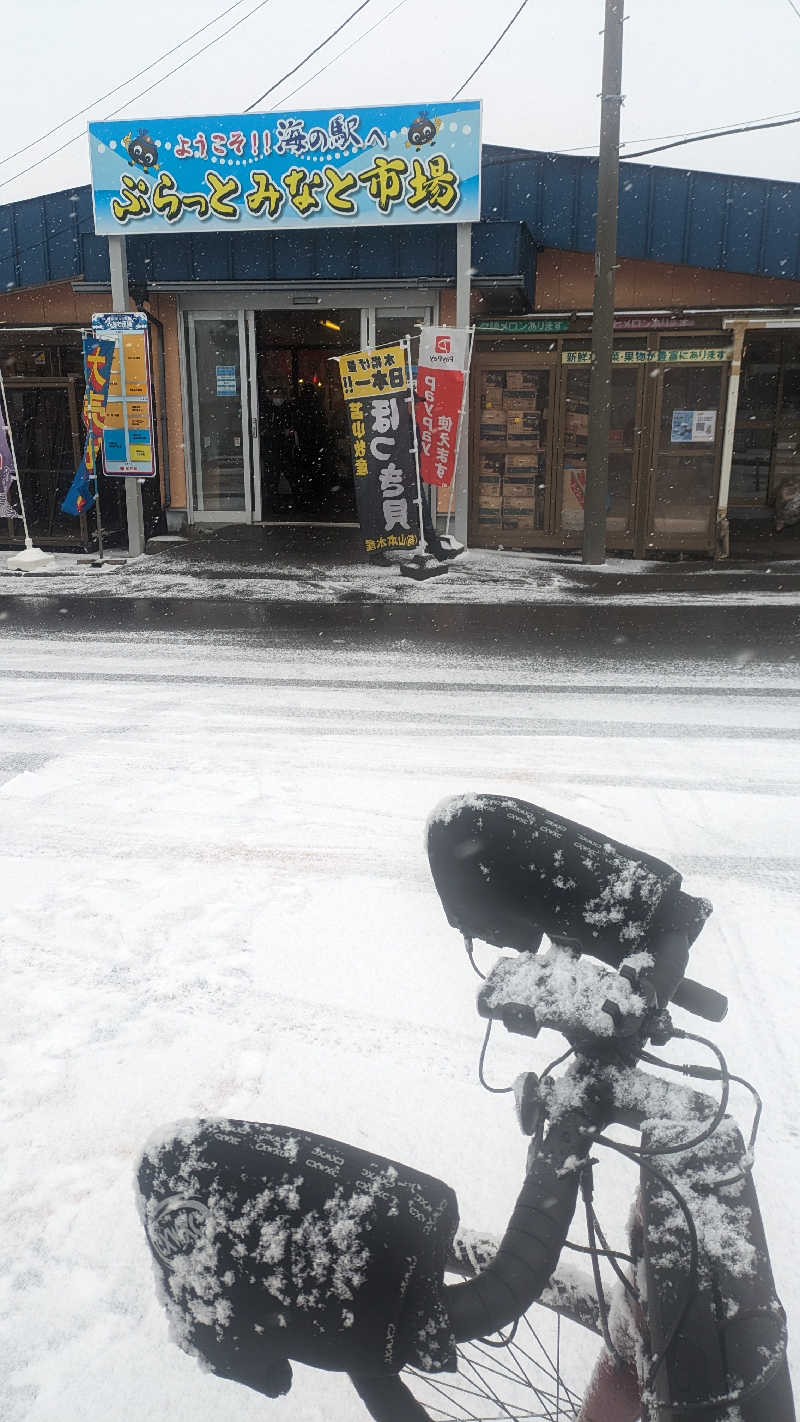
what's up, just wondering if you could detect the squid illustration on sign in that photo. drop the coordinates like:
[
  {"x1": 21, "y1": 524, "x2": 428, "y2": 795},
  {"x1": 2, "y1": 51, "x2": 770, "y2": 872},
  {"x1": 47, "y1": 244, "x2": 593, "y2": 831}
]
[
  {"x1": 123, "y1": 130, "x2": 160, "y2": 172},
  {"x1": 406, "y1": 113, "x2": 442, "y2": 150}
]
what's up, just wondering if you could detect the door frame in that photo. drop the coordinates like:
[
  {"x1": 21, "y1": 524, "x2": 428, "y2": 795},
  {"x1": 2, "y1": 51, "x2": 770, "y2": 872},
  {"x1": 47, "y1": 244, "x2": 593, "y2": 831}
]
[
  {"x1": 180, "y1": 290, "x2": 439, "y2": 525},
  {"x1": 186, "y1": 309, "x2": 252, "y2": 523}
]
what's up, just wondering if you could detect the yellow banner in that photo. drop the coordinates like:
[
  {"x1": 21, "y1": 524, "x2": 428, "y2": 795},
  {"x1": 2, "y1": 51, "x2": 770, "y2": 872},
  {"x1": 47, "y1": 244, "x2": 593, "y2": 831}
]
[{"x1": 337, "y1": 342, "x2": 409, "y2": 401}]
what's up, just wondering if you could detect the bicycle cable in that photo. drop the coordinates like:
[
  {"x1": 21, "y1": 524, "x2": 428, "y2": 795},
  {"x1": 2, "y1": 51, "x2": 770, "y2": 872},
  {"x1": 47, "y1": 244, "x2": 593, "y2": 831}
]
[
  {"x1": 463, "y1": 935, "x2": 486, "y2": 981},
  {"x1": 477, "y1": 1019, "x2": 514, "y2": 1094},
  {"x1": 581, "y1": 1163, "x2": 626, "y2": 1370},
  {"x1": 640, "y1": 1049, "x2": 763, "y2": 1183},
  {"x1": 628, "y1": 1029, "x2": 731, "y2": 1160},
  {"x1": 597, "y1": 1135, "x2": 699, "y2": 1389}
]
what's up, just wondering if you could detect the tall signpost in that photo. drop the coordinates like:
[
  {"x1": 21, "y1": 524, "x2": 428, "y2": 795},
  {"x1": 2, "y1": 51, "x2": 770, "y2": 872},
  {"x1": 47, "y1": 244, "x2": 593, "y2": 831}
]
[{"x1": 583, "y1": 0, "x2": 625, "y2": 566}]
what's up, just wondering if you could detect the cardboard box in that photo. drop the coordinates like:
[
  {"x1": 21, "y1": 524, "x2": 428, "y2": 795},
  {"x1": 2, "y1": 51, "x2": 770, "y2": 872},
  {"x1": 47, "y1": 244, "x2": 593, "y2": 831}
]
[
  {"x1": 566, "y1": 411, "x2": 589, "y2": 436},
  {"x1": 506, "y1": 453, "x2": 540, "y2": 476},
  {"x1": 479, "y1": 411, "x2": 507, "y2": 444},
  {"x1": 503, "y1": 392, "x2": 539, "y2": 413},
  {"x1": 506, "y1": 412, "x2": 542, "y2": 447},
  {"x1": 481, "y1": 371, "x2": 506, "y2": 409},
  {"x1": 506, "y1": 369, "x2": 540, "y2": 392},
  {"x1": 479, "y1": 454, "x2": 505, "y2": 479}
]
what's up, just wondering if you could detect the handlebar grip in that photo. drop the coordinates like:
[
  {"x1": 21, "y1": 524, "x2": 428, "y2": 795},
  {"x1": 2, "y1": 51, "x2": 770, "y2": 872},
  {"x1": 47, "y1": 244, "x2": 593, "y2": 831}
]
[
  {"x1": 445, "y1": 1110, "x2": 601, "y2": 1343},
  {"x1": 672, "y1": 978, "x2": 728, "y2": 1022}
]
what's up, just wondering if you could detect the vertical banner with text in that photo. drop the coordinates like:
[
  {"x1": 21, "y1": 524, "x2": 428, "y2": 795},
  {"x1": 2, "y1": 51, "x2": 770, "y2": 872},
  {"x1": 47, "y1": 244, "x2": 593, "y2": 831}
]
[
  {"x1": 416, "y1": 327, "x2": 471, "y2": 487},
  {"x1": 337, "y1": 343, "x2": 420, "y2": 555},
  {"x1": 61, "y1": 337, "x2": 116, "y2": 516}
]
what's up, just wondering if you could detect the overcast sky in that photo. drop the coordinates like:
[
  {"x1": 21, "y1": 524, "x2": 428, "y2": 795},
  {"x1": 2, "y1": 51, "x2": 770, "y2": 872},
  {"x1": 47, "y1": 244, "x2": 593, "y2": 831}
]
[{"x1": 2, "y1": 0, "x2": 799, "y2": 207}]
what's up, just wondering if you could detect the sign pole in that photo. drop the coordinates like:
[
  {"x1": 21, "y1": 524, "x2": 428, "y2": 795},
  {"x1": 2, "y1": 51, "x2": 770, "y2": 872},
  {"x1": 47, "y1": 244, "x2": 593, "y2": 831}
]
[
  {"x1": 452, "y1": 222, "x2": 471, "y2": 549},
  {"x1": 444, "y1": 324, "x2": 475, "y2": 540},
  {"x1": 108, "y1": 235, "x2": 145, "y2": 558},
  {"x1": 405, "y1": 335, "x2": 428, "y2": 558}
]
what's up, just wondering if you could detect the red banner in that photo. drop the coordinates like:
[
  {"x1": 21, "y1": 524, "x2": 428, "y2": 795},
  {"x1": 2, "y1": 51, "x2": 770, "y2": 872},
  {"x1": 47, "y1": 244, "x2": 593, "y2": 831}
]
[
  {"x1": 416, "y1": 327, "x2": 471, "y2": 487},
  {"x1": 418, "y1": 367, "x2": 463, "y2": 486}
]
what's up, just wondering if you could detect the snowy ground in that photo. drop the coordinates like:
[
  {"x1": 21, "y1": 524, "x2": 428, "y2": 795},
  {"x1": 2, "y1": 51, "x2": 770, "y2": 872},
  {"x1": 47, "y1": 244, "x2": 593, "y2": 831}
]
[
  {"x1": 3, "y1": 546, "x2": 800, "y2": 604},
  {"x1": 2, "y1": 628, "x2": 799, "y2": 1420}
]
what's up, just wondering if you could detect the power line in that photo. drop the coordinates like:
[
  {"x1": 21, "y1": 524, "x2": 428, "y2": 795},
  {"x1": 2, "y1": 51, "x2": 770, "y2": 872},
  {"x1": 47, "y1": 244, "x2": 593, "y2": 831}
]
[
  {"x1": 246, "y1": 0, "x2": 372, "y2": 111},
  {"x1": 0, "y1": 0, "x2": 254, "y2": 171},
  {"x1": 0, "y1": 0, "x2": 276, "y2": 195},
  {"x1": 785, "y1": 0, "x2": 800, "y2": 20},
  {"x1": 268, "y1": 0, "x2": 410, "y2": 110},
  {"x1": 623, "y1": 111, "x2": 800, "y2": 161},
  {"x1": 451, "y1": 0, "x2": 529, "y2": 101},
  {"x1": 556, "y1": 104, "x2": 800, "y2": 158}
]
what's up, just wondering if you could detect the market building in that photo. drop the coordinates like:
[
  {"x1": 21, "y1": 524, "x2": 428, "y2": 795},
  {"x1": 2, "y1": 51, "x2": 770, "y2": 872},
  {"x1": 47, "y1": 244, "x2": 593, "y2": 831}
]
[{"x1": 3, "y1": 127, "x2": 800, "y2": 559}]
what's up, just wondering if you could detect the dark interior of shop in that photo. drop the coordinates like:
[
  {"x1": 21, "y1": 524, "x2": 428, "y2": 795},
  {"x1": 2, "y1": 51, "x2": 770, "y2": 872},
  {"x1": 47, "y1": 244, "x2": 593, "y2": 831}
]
[{"x1": 255, "y1": 310, "x2": 361, "y2": 522}]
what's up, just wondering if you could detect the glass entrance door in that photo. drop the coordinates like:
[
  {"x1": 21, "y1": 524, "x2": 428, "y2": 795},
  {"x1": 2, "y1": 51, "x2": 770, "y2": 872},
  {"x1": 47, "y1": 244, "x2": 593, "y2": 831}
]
[{"x1": 188, "y1": 313, "x2": 252, "y2": 517}]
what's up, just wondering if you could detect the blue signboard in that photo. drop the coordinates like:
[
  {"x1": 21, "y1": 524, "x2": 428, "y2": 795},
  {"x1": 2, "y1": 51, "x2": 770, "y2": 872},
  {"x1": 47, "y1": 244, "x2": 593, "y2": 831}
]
[{"x1": 88, "y1": 102, "x2": 481, "y2": 237}]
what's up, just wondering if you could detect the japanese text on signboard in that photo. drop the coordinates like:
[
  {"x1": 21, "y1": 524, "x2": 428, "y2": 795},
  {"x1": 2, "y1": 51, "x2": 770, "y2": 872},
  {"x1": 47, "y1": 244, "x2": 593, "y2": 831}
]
[
  {"x1": 339, "y1": 344, "x2": 420, "y2": 554},
  {"x1": 89, "y1": 103, "x2": 481, "y2": 236}
]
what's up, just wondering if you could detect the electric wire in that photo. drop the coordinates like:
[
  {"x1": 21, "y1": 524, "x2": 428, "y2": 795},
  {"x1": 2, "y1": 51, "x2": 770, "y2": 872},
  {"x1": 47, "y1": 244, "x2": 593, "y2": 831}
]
[
  {"x1": 0, "y1": 0, "x2": 255, "y2": 171},
  {"x1": 0, "y1": 0, "x2": 276, "y2": 193},
  {"x1": 555, "y1": 104, "x2": 800, "y2": 157},
  {"x1": 785, "y1": 0, "x2": 800, "y2": 20},
  {"x1": 266, "y1": 0, "x2": 410, "y2": 109},
  {"x1": 451, "y1": 0, "x2": 529, "y2": 101},
  {"x1": 622, "y1": 112, "x2": 800, "y2": 161},
  {"x1": 246, "y1": 0, "x2": 372, "y2": 110}
]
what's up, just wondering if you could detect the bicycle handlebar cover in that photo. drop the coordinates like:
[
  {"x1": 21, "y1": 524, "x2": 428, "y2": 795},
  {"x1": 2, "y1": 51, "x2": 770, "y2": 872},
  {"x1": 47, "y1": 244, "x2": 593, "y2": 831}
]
[{"x1": 427, "y1": 794, "x2": 712, "y2": 970}]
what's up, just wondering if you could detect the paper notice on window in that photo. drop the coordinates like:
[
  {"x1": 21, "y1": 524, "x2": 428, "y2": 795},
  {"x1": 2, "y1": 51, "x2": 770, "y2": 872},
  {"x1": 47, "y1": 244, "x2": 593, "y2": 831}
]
[{"x1": 671, "y1": 409, "x2": 716, "y2": 443}]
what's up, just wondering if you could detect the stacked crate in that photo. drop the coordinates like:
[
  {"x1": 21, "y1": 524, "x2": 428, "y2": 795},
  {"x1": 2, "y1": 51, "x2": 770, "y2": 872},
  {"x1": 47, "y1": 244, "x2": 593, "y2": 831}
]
[{"x1": 477, "y1": 368, "x2": 546, "y2": 532}]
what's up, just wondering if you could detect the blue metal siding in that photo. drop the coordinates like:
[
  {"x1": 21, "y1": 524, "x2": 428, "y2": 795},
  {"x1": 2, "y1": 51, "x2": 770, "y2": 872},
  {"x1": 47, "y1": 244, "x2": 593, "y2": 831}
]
[{"x1": 2, "y1": 147, "x2": 800, "y2": 295}]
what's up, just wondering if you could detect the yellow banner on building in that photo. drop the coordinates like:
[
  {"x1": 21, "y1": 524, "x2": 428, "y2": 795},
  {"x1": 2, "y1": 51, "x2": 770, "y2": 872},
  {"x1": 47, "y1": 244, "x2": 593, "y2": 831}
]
[{"x1": 337, "y1": 343, "x2": 409, "y2": 401}]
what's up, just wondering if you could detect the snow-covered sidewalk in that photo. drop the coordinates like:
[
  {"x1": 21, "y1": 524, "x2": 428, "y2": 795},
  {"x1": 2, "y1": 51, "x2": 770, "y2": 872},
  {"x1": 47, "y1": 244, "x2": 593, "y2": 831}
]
[{"x1": 3, "y1": 542, "x2": 800, "y2": 605}]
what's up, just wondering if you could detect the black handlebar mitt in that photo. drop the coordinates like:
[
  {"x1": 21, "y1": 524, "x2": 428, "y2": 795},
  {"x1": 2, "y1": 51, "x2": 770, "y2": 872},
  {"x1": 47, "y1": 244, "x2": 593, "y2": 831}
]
[
  {"x1": 136, "y1": 1119, "x2": 460, "y2": 1397},
  {"x1": 426, "y1": 794, "x2": 711, "y2": 964}
]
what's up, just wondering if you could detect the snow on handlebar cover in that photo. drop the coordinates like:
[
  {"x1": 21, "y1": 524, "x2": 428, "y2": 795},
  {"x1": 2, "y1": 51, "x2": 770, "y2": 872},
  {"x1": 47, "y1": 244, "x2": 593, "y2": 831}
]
[{"x1": 426, "y1": 794, "x2": 727, "y2": 1022}]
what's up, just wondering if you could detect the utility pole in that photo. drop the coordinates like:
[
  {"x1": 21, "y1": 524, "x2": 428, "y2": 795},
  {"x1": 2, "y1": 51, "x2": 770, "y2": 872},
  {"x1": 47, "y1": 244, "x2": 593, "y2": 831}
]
[{"x1": 583, "y1": 0, "x2": 625, "y2": 565}]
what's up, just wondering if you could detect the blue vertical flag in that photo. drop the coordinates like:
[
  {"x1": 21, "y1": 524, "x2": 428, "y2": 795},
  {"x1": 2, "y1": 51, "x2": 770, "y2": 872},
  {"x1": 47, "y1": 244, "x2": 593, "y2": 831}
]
[{"x1": 62, "y1": 337, "x2": 116, "y2": 516}]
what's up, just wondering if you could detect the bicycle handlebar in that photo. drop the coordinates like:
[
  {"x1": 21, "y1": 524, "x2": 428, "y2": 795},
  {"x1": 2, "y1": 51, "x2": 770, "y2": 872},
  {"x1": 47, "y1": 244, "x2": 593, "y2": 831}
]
[{"x1": 446, "y1": 1096, "x2": 608, "y2": 1342}]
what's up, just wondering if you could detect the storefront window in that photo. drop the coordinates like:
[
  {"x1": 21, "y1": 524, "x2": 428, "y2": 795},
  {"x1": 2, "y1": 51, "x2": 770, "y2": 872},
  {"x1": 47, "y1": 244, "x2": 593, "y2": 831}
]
[
  {"x1": 561, "y1": 367, "x2": 638, "y2": 534},
  {"x1": 652, "y1": 364, "x2": 723, "y2": 535},
  {"x1": 476, "y1": 362, "x2": 550, "y2": 537}
]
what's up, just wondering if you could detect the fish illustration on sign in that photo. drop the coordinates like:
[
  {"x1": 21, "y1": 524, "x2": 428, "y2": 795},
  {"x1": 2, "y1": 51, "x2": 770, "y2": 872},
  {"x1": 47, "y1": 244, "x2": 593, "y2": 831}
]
[
  {"x1": 405, "y1": 113, "x2": 442, "y2": 150},
  {"x1": 122, "y1": 130, "x2": 160, "y2": 172}
]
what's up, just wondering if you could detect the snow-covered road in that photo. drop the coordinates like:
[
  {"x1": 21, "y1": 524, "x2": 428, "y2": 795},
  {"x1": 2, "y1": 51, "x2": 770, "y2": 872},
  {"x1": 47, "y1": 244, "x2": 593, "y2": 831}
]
[{"x1": 2, "y1": 629, "x2": 799, "y2": 1420}]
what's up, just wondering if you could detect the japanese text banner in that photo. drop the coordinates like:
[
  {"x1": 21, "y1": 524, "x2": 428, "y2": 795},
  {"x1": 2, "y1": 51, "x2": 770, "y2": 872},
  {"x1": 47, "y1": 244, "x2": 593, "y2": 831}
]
[
  {"x1": 62, "y1": 337, "x2": 116, "y2": 517},
  {"x1": 416, "y1": 326, "x2": 471, "y2": 487},
  {"x1": 338, "y1": 345, "x2": 420, "y2": 555},
  {"x1": 89, "y1": 101, "x2": 481, "y2": 236}
]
